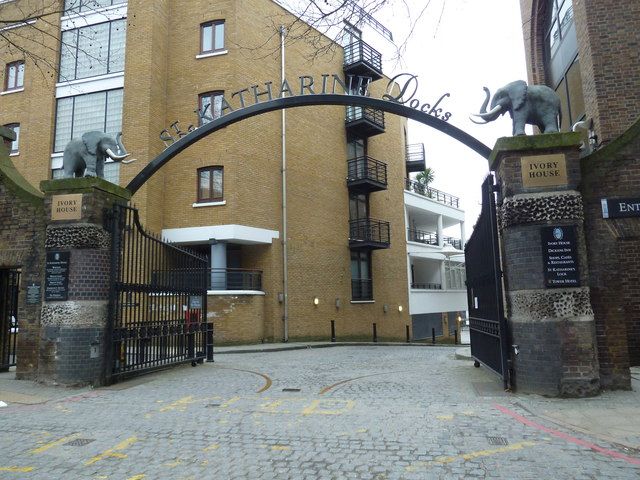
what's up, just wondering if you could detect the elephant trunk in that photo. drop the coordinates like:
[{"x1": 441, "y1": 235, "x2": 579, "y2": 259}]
[
  {"x1": 470, "y1": 87, "x2": 504, "y2": 124},
  {"x1": 479, "y1": 87, "x2": 491, "y2": 114}
]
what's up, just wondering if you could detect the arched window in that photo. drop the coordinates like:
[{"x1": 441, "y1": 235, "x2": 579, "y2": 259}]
[{"x1": 544, "y1": 0, "x2": 584, "y2": 131}]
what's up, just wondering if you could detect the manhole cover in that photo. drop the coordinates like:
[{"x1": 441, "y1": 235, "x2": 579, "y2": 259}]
[
  {"x1": 65, "y1": 438, "x2": 95, "y2": 447},
  {"x1": 282, "y1": 388, "x2": 301, "y2": 392},
  {"x1": 487, "y1": 436, "x2": 509, "y2": 446}
]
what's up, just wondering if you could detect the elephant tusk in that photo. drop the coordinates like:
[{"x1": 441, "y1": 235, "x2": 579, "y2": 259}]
[
  {"x1": 472, "y1": 104, "x2": 503, "y2": 120},
  {"x1": 106, "y1": 148, "x2": 130, "y2": 161},
  {"x1": 121, "y1": 158, "x2": 137, "y2": 164},
  {"x1": 469, "y1": 115, "x2": 488, "y2": 124}
]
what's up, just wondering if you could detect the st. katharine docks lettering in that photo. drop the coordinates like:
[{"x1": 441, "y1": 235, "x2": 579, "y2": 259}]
[{"x1": 159, "y1": 73, "x2": 452, "y2": 147}]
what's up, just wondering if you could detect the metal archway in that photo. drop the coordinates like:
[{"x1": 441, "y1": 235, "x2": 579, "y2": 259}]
[{"x1": 126, "y1": 94, "x2": 491, "y2": 193}]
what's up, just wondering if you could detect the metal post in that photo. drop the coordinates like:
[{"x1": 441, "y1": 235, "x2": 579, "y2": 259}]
[
  {"x1": 406, "y1": 325, "x2": 410, "y2": 343},
  {"x1": 454, "y1": 328, "x2": 458, "y2": 345},
  {"x1": 330, "y1": 320, "x2": 336, "y2": 342},
  {"x1": 432, "y1": 327, "x2": 436, "y2": 344},
  {"x1": 373, "y1": 323, "x2": 377, "y2": 343}
]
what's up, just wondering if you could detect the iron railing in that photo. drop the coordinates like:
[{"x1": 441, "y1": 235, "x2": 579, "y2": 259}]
[
  {"x1": 1, "y1": 268, "x2": 20, "y2": 370},
  {"x1": 347, "y1": 156, "x2": 388, "y2": 186},
  {"x1": 411, "y1": 282, "x2": 442, "y2": 290},
  {"x1": 107, "y1": 204, "x2": 211, "y2": 384},
  {"x1": 346, "y1": 106, "x2": 385, "y2": 129},
  {"x1": 351, "y1": 279, "x2": 373, "y2": 301},
  {"x1": 443, "y1": 237, "x2": 463, "y2": 251},
  {"x1": 208, "y1": 268, "x2": 263, "y2": 291},
  {"x1": 349, "y1": 218, "x2": 391, "y2": 245},
  {"x1": 343, "y1": 40, "x2": 383, "y2": 73},
  {"x1": 404, "y1": 178, "x2": 460, "y2": 208},
  {"x1": 406, "y1": 143, "x2": 426, "y2": 163},
  {"x1": 407, "y1": 228, "x2": 438, "y2": 246}
]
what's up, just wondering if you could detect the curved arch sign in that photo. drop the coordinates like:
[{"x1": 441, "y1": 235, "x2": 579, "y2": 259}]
[{"x1": 126, "y1": 74, "x2": 491, "y2": 194}]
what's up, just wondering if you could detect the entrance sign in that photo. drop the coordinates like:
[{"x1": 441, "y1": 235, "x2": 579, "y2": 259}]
[
  {"x1": 601, "y1": 198, "x2": 640, "y2": 219},
  {"x1": 541, "y1": 226, "x2": 580, "y2": 287},
  {"x1": 521, "y1": 154, "x2": 567, "y2": 188},
  {"x1": 51, "y1": 194, "x2": 83, "y2": 221},
  {"x1": 128, "y1": 74, "x2": 491, "y2": 194},
  {"x1": 45, "y1": 251, "x2": 71, "y2": 301}
]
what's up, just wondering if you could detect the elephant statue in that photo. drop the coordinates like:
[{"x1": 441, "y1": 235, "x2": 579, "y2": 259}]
[
  {"x1": 62, "y1": 131, "x2": 134, "y2": 179},
  {"x1": 470, "y1": 80, "x2": 561, "y2": 136}
]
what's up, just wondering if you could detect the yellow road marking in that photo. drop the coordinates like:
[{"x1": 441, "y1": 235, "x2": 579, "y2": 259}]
[
  {"x1": 302, "y1": 399, "x2": 355, "y2": 416},
  {"x1": 203, "y1": 443, "x2": 220, "y2": 451},
  {"x1": 127, "y1": 475, "x2": 146, "y2": 480},
  {"x1": 159, "y1": 396, "x2": 196, "y2": 412},
  {"x1": 271, "y1": 445, "x2": 291, "y2": 451},
  {"x1": 405, "y1": 441, "x2": 537, "y2": 472},
  {"x1": 220, "y1": 396, "x2": 241, "y2": 408},
  {"x1": 0, "y1": 466, "x2": 35, "y2": 472},
  {"x1": 85, "y1": 437, "x2": 138, "y2": 466},
  {"x1": 164, "y1": 459, "x2": 182, "y2": 468},
  {"x1": 30, "y1": 434, "x2": 78, "y2": 454},
  {"x1": 436, "y1": 414, "x2": 454, "y2": 421}
]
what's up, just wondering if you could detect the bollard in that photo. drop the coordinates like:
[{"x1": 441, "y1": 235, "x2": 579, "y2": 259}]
[
  {"x1": 432, "y1": 327, "x2": 436, "y2": 344},
  {"x1": 454, "y1": 328, "x2": 458, "y2": 345},
  {"x1": 406, "y1": 325, "x2": 410, "y2": 343},
  {"x1": 331, "y1": 320, "x2": 336, "y2": 342},
  {"x1": 373, "y1": 323, "x2": 378, "y2": 343}
]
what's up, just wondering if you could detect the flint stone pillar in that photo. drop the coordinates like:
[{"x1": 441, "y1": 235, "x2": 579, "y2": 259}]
[
  {"x1": 491, "y1": 133, "x2": 600, "y2": 397},
  {"x1": 39, "y1": 178, "x2": 131, "y2": 386}
]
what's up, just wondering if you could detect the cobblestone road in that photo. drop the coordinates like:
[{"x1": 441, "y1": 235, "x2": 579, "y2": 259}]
[{"x1": 0, "y1": 346, "x2": 639, "y2": 479}]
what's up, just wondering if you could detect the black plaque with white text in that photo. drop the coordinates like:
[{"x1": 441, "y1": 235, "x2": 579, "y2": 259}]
[
  {"x1": 26, "y1": 282, "x2": 41, "y2": 305},
  {"x1": 45, "y1": 251, "x2": 71, "y2": 301},
  {"x1": 541, "y1": 226, "x2": 580, "y2": 288},
  {"x1": 601, "y1": 198, "x2": 640, "y2": 219}
]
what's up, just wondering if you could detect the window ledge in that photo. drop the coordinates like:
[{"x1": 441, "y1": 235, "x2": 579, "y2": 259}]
[
  {"x1": 350, "y1": 300, "x2": 375, "y2": 304},
  {"x1": 193, "y1": 200, "x2": 226, "y2": 208},
  {"x1": 1, "y1": 88, "x2": 24, "y2": 95},
  {"x1": 196, "y1": 50, "x2": 228, "y2": 59}
]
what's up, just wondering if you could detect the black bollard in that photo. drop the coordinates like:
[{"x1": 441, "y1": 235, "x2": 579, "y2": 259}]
[
  {"x1": 432, "y1": 327, "x2": 436, "y2": 344},
  {"x1": 454, "y1": 328, "x2": 458, "y2": 345},
  {"x1": 373, "y1": 323, "x2": 378, "y2": 343},
  {"x1": 331, "y1": 320, "x2": 336, "y2": 342},
  {"x1": 406, "y1": 325, "x2": 410, "y2": 343}
]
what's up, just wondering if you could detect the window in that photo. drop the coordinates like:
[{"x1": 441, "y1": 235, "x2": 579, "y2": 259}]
[
  {"x1": 351, "y1": 250, "x2": 372, "y2": 300},
  {"x1": 4, "y1": 61, "x2": 24, "y2": 91},
  {"x1": 64, "y1": 0, "x2": 127, "y2": 15},
  {"x1": 197, "y1": 166, "x2": 223, "y2": 202},
  {"x1": 3, "y1": 123, "x2": 19, "y2": 154},
  {"x1": 54, "y1": 89, "x2": 123, "y2": 152},
  {"x1": 200, "y1": 21, "x2": 225, "y2": 54},
  {"x1": 198, "y1": 91, "x2": 224, "y2": 125},
  {"x1": 349, "y1": 193, "x2": 369, "y2": 220},
  {"x1": 59, "y1": 20, "x2": 126, "y2": 82}
]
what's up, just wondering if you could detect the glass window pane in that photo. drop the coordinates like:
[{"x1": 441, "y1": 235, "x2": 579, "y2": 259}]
[
  {"x1": 6, "y1": 64, "x2": 16, "y2": 89},
  {"x1": 556, "y1": 79, "x2": 570, "y2": 132},
  {"x1": 64, "y1": 0, "x2": 82, "y2": 15},
  {"x1": 81, "y1": 0, "x2": 111, "y2": 12},
  {"x1": 202, "y1": 24, "x2": 213, "y2": 52},
  {"x1": 549, "y1": 20, "x2": 560, "y2": 55},
  {"x1": 76, "y1": 22, "x2": 110, "y2": 79},
  {"x1": 16, "y1": 63, "x2": 24, "y2": 88},
  {"x1": 73, "y1": 91, "x2": 107, "y2": 137},
  {"x1": 214, "y1": 22, "x2": 225, "y2": 49},
  {"x1": 212, "y1": 94, "x2": 223, "y2": 119},
  {"x1": 559, "y1": 1, "x2": 573, "y2": 37},
  {"x1": 4, "y1": 124, "x2": 20, "y2": 153},
  {"x1": 103, "y1": 161, "x2": 120, "y2": 184},
  {"x1": 105, "y1": 89, "x2": 124, "y2": 138},
  {"x1": 199, "y1": 170, "x2": 211, "y2": 200},
  {"x1": 566, "y1": 58, "x2": 585, "y2": 124},
  {"x1": 59, "y1": 30, "x2": 78, "y2": 81},
  {"x1": 54, "y1": 97, "x2": 74, "y2": 152},
  {"x1": 108, "y1": 20, "x2": 127, "y2": 73},
  {"x1": 212, "y1": 168, "x2": 223, "y2": 198},
  {"x1": 199, "y1": 94, "x2": 212, "y2": 124}
]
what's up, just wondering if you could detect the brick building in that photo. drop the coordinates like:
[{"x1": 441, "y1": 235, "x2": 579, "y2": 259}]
[
  {"x1": 519, "y1": 0, "x2": 640, "y2": 388},
  {"x1": 0, "y1": 0, "x2": 467, "y2": 357}
]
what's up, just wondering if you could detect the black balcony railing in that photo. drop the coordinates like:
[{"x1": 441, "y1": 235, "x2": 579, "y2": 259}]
[
  {"x1": 345, "y1": 106, "x2": 385, "y2": 137},
  {"x1": 407, "y1": 228, "x2": 438, "y2": 246},
  {"x1": 349, "y1": 218, "x2": 391, "y2": 249},
  {"x1": 343, "y1": 40, "x2": 383, "y2": 78},
  {"x1": 208, "y1": 268, "x2": 262, "y2": 291},
  {"x1": 405, "y1": 143, "x2": 426, "y2": 174},
  {"x1": 351, "y1": 278, "x2": 373, "y2": 301},
  {"x1": 442, "y1": 237, "x2": 463, "y2": 251},
  {"x1": 347, "y1": 156, "x2": 388, "y2": 192},
  {"x1": 404, "y1": 178, "x2": 460, "y2": 208},
  {"x1": 411, "y1": 282, "x2": 442, "y2": 290}
]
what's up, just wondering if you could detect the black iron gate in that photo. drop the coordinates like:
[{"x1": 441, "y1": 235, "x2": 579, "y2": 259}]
[
  {"x1": 0, "y1": 268, "x2": 20, "y2": 371},
  {"x1": 465, "y1": 174, "x2": 510, "y2": 389},
  {"x1": 106, "y1": 204, "x2": 212, "y2": 384}
]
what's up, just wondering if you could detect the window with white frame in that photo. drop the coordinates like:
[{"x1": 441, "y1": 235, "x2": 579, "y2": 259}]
[
  {"x1": 59, "y1": 19, "x2": 126, "y2": 82},
  {"x1": 200, "y1": 20, "x2": 225, "y2": 54},
  {"x1": 54, "y1": 89, "x2": 123, "y2": 152},
  {"x1": 4, "y1": 61, "x2": 24, "y2": 91},
  {"x1": 3, "y1": 123, "x2": 20, "y2": 154}
]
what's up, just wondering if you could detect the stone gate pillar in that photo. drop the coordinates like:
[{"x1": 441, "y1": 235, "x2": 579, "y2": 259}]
[
  {"x1": 491, "y1": 133, "x2": 600, "y2": 397},
  {"x1": 39, "y1": 178, "x2": 130, "y2": 386}
]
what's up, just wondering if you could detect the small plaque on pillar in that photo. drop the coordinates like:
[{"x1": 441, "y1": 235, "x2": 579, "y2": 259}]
[
  {"x1": 45, "y1": 251, "x2": 71, "y2": 301},
  {"x1": 51, "y1": 194, "x2": 83, "y2": 220},
  {"x1": 541, "y1": 226, "x2": 580, "y2": 287},
  {"x1": 521, "y1": 154, "x2": 568, "y2": 188}
]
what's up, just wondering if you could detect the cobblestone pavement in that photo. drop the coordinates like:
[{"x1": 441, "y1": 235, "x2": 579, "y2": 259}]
[{"x1": 1, "y1": 346, "x2": 639, "y2": 479}]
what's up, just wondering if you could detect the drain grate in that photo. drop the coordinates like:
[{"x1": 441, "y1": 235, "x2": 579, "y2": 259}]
[
  {"x1": 65, "y1": 438, "x2": 95, "y2": 447},
  {"x1": 487, "y1": 436, "x2": 509, "y2": 446},
  {"x1": 282, "y1": 388, "x2": 301, "y2": 392}
]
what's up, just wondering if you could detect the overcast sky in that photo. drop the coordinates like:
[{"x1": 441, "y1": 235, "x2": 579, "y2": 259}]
[{"x1": 379, "y1": 0, "x2": 528, "y2": 234}]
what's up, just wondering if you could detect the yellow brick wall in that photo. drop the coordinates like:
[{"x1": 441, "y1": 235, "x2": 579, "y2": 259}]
[{"x1": 208, "y1": 293, "x2": 265, "y2": 345}]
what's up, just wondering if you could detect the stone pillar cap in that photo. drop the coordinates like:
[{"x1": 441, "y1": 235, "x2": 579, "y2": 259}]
[{"x1": 489, "y1": 132, "x2": 583, "y2": 171}]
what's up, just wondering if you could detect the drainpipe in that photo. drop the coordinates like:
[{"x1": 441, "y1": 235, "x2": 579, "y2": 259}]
[{"x1": 280, "y1": 25, "x2": 289, "y2": 342}]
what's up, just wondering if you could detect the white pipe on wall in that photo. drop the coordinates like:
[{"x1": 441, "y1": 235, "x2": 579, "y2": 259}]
[{"x1": 280, "y1": 25, "x2": 289, "y2": 342}]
